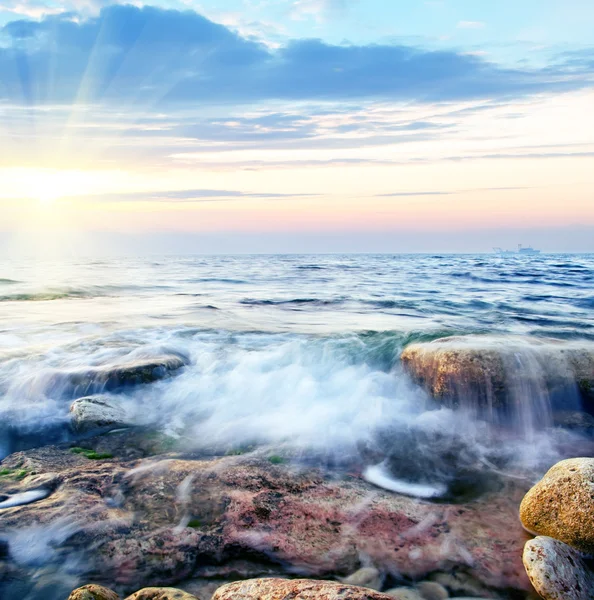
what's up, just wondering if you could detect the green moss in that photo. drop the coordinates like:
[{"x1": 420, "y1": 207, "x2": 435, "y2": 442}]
[
  {"x1": 0, "y1": 467, "x2": 29, "y2": 479},
  {"x1": 226, "y1": 443, "x2": 256, "y2": 456},
  {"x1": 268, "y1": 455, "x2": 285, "y2": 465},
  {"x1": 187, "y1": 519, "x2": 202, "y2": 529},
  {"x1": 143, "y1": 432, "x2": 179, "y2": 453},
  {"x1": 70, "y1": 447, "x2": 113, "y2": 460}
]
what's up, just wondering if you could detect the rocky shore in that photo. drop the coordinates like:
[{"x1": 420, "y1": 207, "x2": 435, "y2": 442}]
[{"x1": 1, "y1": 336, "x2": 594, "y2": 600}]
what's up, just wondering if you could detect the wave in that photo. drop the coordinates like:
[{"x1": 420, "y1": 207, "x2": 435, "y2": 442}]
[
  {"x1": 0, "y1": 278, "x2": 20, "y2": 285},
  {"x1": 0, "y1": 284, "x2": 149, "y2": 302},
  {"x1": 0, "y1": 291, "x2": 93, "y2": 302},
  {"x1": 190, "y1": 278, "x2": 249, "y2": 284},
  {"x1": 240, "y1": 297, "x2": 346, "y2": 307},
  {"x1": 295, "y1": 265, "x2": 325, "y2": 271}
]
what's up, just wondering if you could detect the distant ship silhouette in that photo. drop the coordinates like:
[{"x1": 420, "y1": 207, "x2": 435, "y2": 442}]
[{"x1": 493, "y1": 244, "x2": 541, "y2": 254}]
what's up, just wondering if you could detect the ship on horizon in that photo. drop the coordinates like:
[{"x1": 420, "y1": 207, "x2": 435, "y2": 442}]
[{"x1": 493, "y1": 244, "x2": 541, "y2": 254}]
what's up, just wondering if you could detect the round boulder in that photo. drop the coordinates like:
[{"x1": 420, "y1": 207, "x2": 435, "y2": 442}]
[
  {"x1": 523, "y1": 536, "x2": 594, "y2": 600},
  {"x1": 69, "y1": 584, "x2": 120, "y2": 600},
  {"x1": 341, "y1": 567, "x2": 382, "y2": 590},
  {"x1": 520, "y1": 458, "x2": 594, "y2": 553}
]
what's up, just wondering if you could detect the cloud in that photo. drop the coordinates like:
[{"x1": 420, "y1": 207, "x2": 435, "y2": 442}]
[
  {"x1": 0, "y1": 4, "x2": 592, "y2": 109},
  {"x1": 78, "y1": 188, "x2": 319, "y2": 202},
  {"x1": 457, "y1": 21, "x2": 486, "y2": 29},
  {"x1": 376, "y1": 187, "x2": 531, "y2": 197},
  {"x1": 290, "y1": 0, "x2": 358, "y2": 22}
]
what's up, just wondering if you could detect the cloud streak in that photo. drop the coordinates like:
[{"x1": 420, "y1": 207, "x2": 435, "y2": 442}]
[{"x1": 72, "y1": 189, "x2": 320, "y2": 202}]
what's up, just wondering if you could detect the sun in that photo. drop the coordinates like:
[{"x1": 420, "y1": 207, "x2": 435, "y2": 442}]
[{"x1": 36, "y1": 190, "x2": 60, "y2": 205}]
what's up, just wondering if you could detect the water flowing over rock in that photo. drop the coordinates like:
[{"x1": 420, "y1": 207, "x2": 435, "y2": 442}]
[
  {"x1": 523, "y1": 536, "x2": 594, "y2": 600},
  {"x1": 0, "y1": 437, "x2": 532, "y2": 595},
  {"x1": 401, "y1": 336, "x2": 594, "y2": 430},
  {"x1": 520, "y1": 457, "x2": 594, "y2": 554},
  {"x1": 43, "y1": 354, "x2": 189, "y2": 400},
  {"x1": 211, "y1": 578, "x2": 396, "y2": 600}
]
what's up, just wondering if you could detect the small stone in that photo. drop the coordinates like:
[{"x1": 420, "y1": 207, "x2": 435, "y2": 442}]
[
  {"x1": 523, "y1": 536, "x2": 594, "y2": 600},
  {"x1": 125, "y1": 588, "x2": 200, "y2": 600},
  {"x1": 69, "y1": 584, "x2": 120, "y2": 600},
  {"x1": 428, "y1": 572, "x2": 487, "y2": 598},
  {"x1": 384, "y1": 588, "x2": 424, "y2": 600},
  {"x1": 342, "y1": 566, "x2": 383, "y2": 590},
  {"x1": 520, "y1": 458, "x2": 594, "y2": 554},
  {"x1": 416, "y1": 581, "x2": 449, "y2": 600}
]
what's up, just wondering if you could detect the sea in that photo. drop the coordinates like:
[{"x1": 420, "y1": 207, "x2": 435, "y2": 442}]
[{"x1": 1, "y1": 253, "x2": 594, "y2": 459}]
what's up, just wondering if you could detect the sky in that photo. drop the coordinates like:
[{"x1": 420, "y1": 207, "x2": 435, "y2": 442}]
[{"x1": 0, "y1": 0, "x2": 593, "y2": 254}]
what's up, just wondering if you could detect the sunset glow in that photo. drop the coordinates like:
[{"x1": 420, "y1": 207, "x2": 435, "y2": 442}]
[{"x1": 0, "y1": 1, "x2": 593, "y2": 253}]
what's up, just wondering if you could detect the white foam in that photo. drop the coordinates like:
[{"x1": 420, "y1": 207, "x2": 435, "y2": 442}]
[
  {"x1": 0, "y1": 488, "x2": 51, "y2": 509},
  {"x1": 363, "y1": 462, "x2": 448, "y2": 499}
]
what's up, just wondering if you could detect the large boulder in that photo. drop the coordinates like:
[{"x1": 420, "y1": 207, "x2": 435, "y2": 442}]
[
  {"x1": 70, "y1": 396, "x2": 131, "y2": 433},
  {"x1": 212, "y1": 579, "x2": 394, "y2": 600},
  {"x1": 0, "y1": 441, "x2": 532, "y2": 595},
  {"x1": 523, "y1": 536, "x2": 594, "y2": 600},
  {"x1": 401, "y1": 336, "x2": 594, "y2": 421},
  {"x1": 520, "y1": 458, "x2": 594, "y2": 553}
]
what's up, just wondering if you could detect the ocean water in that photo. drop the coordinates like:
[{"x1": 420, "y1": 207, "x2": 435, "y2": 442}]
[{"x1": 1, "y1": 252, "x2": 593, "y2": 468}]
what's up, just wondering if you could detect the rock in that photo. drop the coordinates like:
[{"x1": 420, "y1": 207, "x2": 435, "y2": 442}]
[
  {"x1": 384, "y1": 589, "x2": 423, "y2": 600},
  {"x1": 212, "y1": 579, "x2": 394, "y2": 600},
  {"x1": 69, "y1": 584, "x2": 120, "y2": 600},
  {"x1": 520, "y1": 458, "x2": 594, "y2": 553},
  {"x1": 47, "y1": 354, "x2": 188, "y2": 399},
  {"x1": 415, "y1": 581, "x2": 449, "y2": 600},
  {"x1": 523, "y1": 536, "x2": 594, "y2": 600},
  {"x1": 125, "y1": 588, "x2": 199, "y2": 600},
  {"x1": 342, "y1": 566, "x2": 382, "y2": 590},
  {"x1": 427, "y1": 572, "x2": 491, "y2": 598},
  {"x1": 0, "y1": 444, "x2": 532, "y2": 594},
  {"x1": 70, "y1": 396, "x2": 131, "y2": 433},
  {"x1": 401, "y1": 336, "x2": 594, "y2": 419}
]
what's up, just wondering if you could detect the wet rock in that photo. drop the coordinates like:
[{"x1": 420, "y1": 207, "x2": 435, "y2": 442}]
[
  {"x1": 520, "y1": 458, "x2": 594, "y2": 553},
  {"x1": 47, "y1": 354, "x2": 188, "y2": 399},
  {"x1": 341, "y1": 566, "x2": 382, "y2": 590},
  {"x1": 0, "y1": 446, "x2": 532, "y2": 594},
  {"x1": 69, "y1": 584, "x2": 120, "y2": 600},
  {"x1": 385, "y1": 589, "x2": 423, "y2": 600},
  {"x1": 212, "y1": 578, "x2": 395, "y2": 600},
  {"x1": 70, "y1": 396, "x2": 131, "y2": 433},
  {"x1": 401, "y1": 336, "x2": 594, "y2": 419},
  {"x1": 523, "y1": 536, "x2": 594, "y2": 600},
  {"x1": 125, "y1": 588, "x2": 200, "y2": 600},
  {"x1": 415, "y1": 581, "x2": 449, "y2": 600}
]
